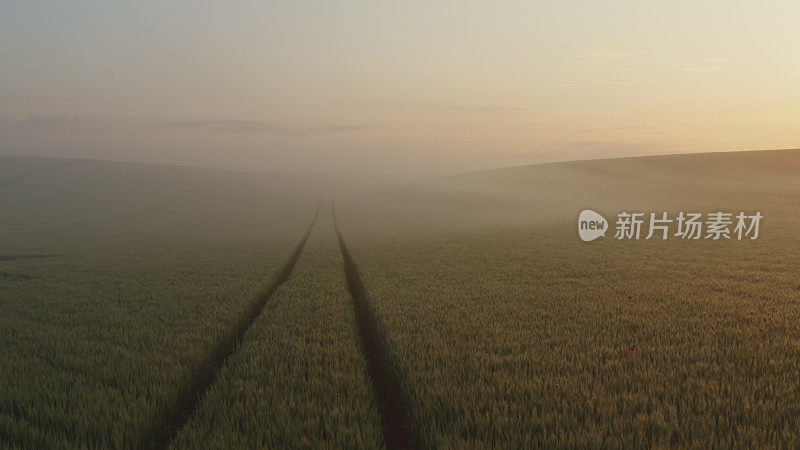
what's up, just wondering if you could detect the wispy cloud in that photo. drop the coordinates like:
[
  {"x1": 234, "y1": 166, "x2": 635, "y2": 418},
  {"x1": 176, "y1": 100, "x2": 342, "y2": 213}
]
[
  {"x1": 664, "y1": 59, "x2": 729, "y2": 73},
  {"x1": 161, "y1": 119, "x2": 375, "y2": 135},
  {"x1": 582, "y1": 46, "x2": 639, "y2": 59},
  {"x1": 448, "y1": 106, "x2": 530, "y2": 114},
  {"x1": 14, "y1": 115, "x2": 111, "y2": 131},
  {"x1": 593, "y1": 79, "x2": 663, "y2": 86},
  {"x1": 546, "y1": 140, "x2": 666, "y2": 157},
  {"x1": 0, "y1": 95, "x2": 49, "y2": 106},
  {"x1": 531, "y1": 82, "x2": 582, "y2": 88}
]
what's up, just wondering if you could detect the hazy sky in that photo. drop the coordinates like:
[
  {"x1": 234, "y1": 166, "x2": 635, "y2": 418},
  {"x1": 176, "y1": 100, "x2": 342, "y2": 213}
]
[{"x1": 2, "y1": 1, "x2": 799, "y2": 175}]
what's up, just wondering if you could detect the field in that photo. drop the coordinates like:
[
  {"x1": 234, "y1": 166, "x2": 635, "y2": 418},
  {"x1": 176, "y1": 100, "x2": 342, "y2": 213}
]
[
  {"x1": 2, "y1": 150, "x2": 800, "y2": 448},
  {"x1": 171, "y1": 203, "x2": 384, "y2": 448},
  {"x1": 335, "y1": 149, "x2": 800, "y2": 447},
  {"x1": 0, "y1": 156, "x2": 320, "y2": 447}
]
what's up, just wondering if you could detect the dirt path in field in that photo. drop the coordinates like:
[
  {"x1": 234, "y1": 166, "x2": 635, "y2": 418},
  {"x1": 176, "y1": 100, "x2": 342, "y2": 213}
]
[
  {"x1": 333, "y1": 204, "x2": 417, "y2": 450},
  {"x1": 146, "y1": 202, "x2": 320, "y2": 449}
]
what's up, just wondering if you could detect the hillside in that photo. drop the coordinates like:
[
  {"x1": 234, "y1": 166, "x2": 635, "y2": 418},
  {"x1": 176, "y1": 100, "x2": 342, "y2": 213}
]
[
  {"x1": 339, "y1": 149, "x2": 800, "y2": 236},
  {"x1": 333, "y1": 149, "x2": 800, "y2": 447},
  {"x1": 0, "y1": 155, "x2": 385, "y2": 253},
  {"x1": 3, "y1": 149, "x2": 800, "y2": 447}
]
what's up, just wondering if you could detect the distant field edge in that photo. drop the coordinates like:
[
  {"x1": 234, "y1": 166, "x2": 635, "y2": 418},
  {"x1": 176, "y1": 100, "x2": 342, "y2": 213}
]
[
  {"x1": 144, "y1": 200, "x2": 321, "y2": 449},
  {"x1": 0, "y1": 253, "x2": 58, "y2": 262},
  {"x1": 333, "y1": 202, "x2": 419, "y2": 450}
]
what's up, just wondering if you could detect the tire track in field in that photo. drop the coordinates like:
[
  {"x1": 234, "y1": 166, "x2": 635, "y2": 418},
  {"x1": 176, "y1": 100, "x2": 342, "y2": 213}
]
[
  {"x1": 333, "y1": 203, "x2": 417, "y2": 450},
  {"x1": 147, "y1": 202, "x2": 320, "y2": 449}
]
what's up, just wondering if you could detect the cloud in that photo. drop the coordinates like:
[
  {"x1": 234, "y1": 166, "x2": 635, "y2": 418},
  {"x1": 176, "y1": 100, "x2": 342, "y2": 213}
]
[
  {"x1": 14, "y1": 115, "x2": 110, "y2": 131},
  {"x1": 582, "y1": 46, "x2": 639, "y2": 58},
  {"x1": 664, "y1": 60, "x2": 729, "y2": 73},
  {"x1": 0, "y1": 95, "x2": 49, "y2": 106},
  {"x1": 593, "y1": 79, "x2": 663, "y2": 86},
  {"x1": 611, "y1": 126, "x2": 663, "y2": 134},
  {"x1": 540, "y1": 140, "x2": 667, "y2": 159},
  {"x1": 4, "y1": 116, "x2": 374, "y2": 136},
  {"x1": 531, "y1": 82, "x2": 582, "y2": 88},
  {"x1": 161, "y1": 119, "x2": 375, "y2": 135},
  {"x1": 448, "y1": 106, "x2": 530, "y2": 115}
]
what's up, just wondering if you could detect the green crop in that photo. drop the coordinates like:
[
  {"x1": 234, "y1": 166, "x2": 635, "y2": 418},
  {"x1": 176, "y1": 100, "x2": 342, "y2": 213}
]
[
  {"x1": 3, "y1": 150, "x2": 800, "y2": 448},
  {"x1": 172, "y1": 206, "x2": 383, "y2": 448}
]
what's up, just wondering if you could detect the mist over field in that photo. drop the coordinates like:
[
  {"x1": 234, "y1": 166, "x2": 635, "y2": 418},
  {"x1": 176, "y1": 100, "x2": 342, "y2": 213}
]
[
  {"x1": 3, "y1": 1, "x2": 800, "y2": 448},
  {"x1": 2, "y1": 149, "x2": 800, "y2": 447},
  {"x1": 5, "y1": 148, "x2": 797, "y2": 251}
]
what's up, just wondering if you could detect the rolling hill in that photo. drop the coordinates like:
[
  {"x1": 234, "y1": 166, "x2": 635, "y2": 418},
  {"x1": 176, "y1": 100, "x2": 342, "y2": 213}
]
[{"x1": 2, "y1": 149, "x2": 800, "y2": 448}]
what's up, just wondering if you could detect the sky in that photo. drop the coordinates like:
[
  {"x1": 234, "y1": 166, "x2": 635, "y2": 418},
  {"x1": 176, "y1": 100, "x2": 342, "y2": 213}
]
[{"x1": 1, "y1": 1, "x2": 799, "y2": 176}]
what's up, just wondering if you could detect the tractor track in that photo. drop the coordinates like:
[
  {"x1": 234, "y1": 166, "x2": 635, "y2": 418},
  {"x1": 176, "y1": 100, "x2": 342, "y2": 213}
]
[
  {"x1": 333, "y1": 203, "x2": 418, "y2": 450},
  {"x1": 145, "y1": 201, "x2": 320, "y2": 449}
]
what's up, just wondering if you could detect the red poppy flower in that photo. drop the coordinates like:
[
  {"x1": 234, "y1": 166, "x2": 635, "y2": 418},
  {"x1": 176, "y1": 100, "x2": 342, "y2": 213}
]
[
  {"x1": 364, "y1": 419, "x2": 369, "y2": 424},
  {"x1": 328, "y1": 361, "x2": 332, "y2": 365},
  {"x1": 628, "y1": 296, "x2": 632, "y2": 300}
]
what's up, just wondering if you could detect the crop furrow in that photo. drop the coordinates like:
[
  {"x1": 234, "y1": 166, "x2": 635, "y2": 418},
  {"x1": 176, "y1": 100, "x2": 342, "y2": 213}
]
[
  {"x1": 145, "y1": 202, "x2": 320, "y2": 449},
  {"x1": 333, "y1": 204, "x2": 417, "y2": 450}
]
